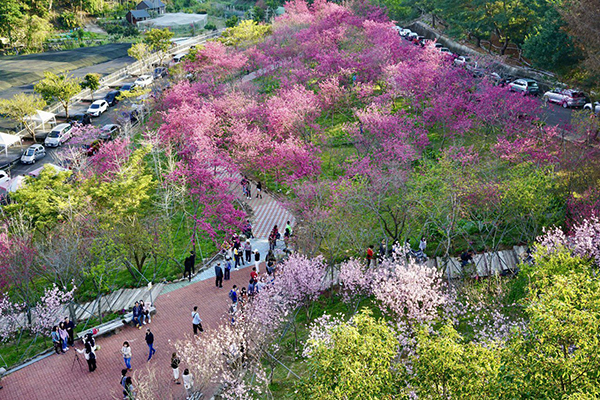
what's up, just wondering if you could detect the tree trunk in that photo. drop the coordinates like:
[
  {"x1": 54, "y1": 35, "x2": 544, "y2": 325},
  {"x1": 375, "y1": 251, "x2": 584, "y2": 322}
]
[
  {"x1": 501, "y1": 39, "x2": 509, "y2": 56},
  {"x1": 476, "y1": 37, "x2": 481, "y2": 48},
  {"x1": 97, "y1": 294, "x2": 103, "y2": 324}
]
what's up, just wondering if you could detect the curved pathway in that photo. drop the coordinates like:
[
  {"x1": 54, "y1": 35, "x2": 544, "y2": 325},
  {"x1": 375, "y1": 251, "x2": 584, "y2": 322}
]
[{"x1": 1, "y1": 189, "x2": 293, "y2": 400}]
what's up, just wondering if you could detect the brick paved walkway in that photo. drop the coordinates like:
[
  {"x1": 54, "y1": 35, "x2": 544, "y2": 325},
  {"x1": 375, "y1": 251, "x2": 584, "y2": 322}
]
[{"x1": 1, "y1": 190, "x2": 293, "y2": 399}]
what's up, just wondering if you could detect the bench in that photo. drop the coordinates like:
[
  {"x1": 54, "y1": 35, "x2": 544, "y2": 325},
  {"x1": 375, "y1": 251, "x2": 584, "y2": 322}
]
[{"x1": 76, "y1": 306, "x2": 156, "y2": 340}]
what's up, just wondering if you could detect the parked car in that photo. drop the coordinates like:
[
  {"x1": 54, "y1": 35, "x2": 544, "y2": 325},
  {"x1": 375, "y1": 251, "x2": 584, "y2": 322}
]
[
  {"x1": 584, "y1": 101, "x2": 600, "y2": 114},
  {"x1": 543, "y1": 88, "x2": 587, "y2": 108},
  {"x1": 454, "y1": 56, "x2": 474, "y2": 66},
  {"x1": 87, "y1": 100, "x2": 109, "y2": 117},
  {"x1": 439, "y1": 48, "x2": 456, "y2": 58},
  {"x1": 99, "y1": 124, "x2": 121, "y2": 140},
  {"x1": 153, "y1": 67, "x2": 168, "y2": 79},
  {"x1": 134, "y1": 74, "x2": 154, "y2": 87},
  {"x1": 0, "y1": 170, "x2": 9, "y2": 185},
  {"x1": 413, "y1": 35, "x2": 425, "y2": 46},
  {"x1": 508, "y1": 78, "x2": 540, "y2": 96},
  {"x1": 434, "y1": 43, "x2": 444, "y2": 49},
  {"x1": 169, "y1": 53, "x2": 188, "y2": 67},
  {"x1": 104, "y1": 90, "x2": 121, "y2": 107},
  {"x1": 399, "y1": 28, "x2": 412, "y2": 37},
  {"x1": 44, "y1": 123, "x2": 72, "y2": 147},
  {"x1": 120, "y1": 83, "x2": 136, "y2": 92},
  {"x1": 21, "y1": 144, "x2": 46, "y2": 164},
  {"x1": 67, "y1": 113, "x2": 92, "y2": 126}
]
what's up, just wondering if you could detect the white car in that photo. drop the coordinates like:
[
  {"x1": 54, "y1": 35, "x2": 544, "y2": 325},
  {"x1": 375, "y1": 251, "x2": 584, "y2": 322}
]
[
  {"x1": 87, "y1": 100, "x2": 108, "y2": 117},
  {"x1": 21, "y1": 144, "x2": 46, "y2": 164},
  {"x1": 399, "y1": 28, "x2": 412, "y2": 37},
  {"x1": 44, "y1": 123, "x2": 72, "y2": 147},
  {"x1": 134, "y1": 74, "x2": 154, "y2": 87},
  {"x1": 454, "y1": 56, "x2": 476, "y2": 67},
  {"x1": 584, "y1": 101, "x2": 600, "y2": 114},
  {"x1": 0, "y1": 170, "x2": 9, "y2": 185}
]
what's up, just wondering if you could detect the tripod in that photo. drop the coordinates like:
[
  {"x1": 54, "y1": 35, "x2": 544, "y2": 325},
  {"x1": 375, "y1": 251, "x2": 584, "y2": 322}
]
[{"x1": 72, "y1": 352, "x2": 84, "y2": 372}]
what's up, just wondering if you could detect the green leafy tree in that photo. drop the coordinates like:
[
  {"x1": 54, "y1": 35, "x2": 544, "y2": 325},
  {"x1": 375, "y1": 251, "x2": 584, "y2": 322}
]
[
  {"x1": 0, "y1": 0, "x2": 24, "y2": 48},
  {"x1": 0, "y1": 93, "x2": 46, "y2": 142},
  {"x1": 522, "y1": 8, "x2": 582, "y2": 74},
  {"x1": 143, "y1": 28, "x2": 174, "y2": 66},
  {"x1": 219, "y1": 19, "x2": 272, "y2": 48},
  {"x1": 297, "y1": 309, "x2": 400, "y2": 399},
  {"x1": 3, "y1": 168, "x2": 81, "y2": 236},
  {"x1": 225, "y1": 15, "x2": 239, "y2": 28},
  {"x1": 411, "y1": 324, "x2": 503, "y2": 399},
  {"x1": 80, "y1": 73, "x2": 101, "y2": 101},
  {"x1": 34, "y1": 71, "x2": 81, "y2": 118},
  {"x1": 127, "y1": 42, "x2": 150, "y2": 73}
]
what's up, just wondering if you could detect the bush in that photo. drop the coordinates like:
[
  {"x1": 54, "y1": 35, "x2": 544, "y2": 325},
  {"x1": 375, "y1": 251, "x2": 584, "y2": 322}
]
[
  {"x1": 225, "y1": 15, "x2": 239, "y2": 28},
  {"x1": 205, "y1": 23, "x2": 218, "y2": 31}
]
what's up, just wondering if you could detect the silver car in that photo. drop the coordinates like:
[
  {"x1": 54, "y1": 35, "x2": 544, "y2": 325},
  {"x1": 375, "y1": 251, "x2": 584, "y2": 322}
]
[
  {"x1": 21, "y1": 144, "x2": 46, "y2": 164},
  {"x1": 543, "y1": 88, "x2": 587, "y2": 108},
  {"x1": 508, "y1": 79, "x2": 540, "y2": 96}
]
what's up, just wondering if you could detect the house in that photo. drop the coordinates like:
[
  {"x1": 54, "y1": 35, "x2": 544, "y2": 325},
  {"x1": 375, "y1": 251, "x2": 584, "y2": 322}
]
[
  {"x1": 136, "y1": 0, "x2": 166, "y2": 15},
  {"x1": 126, "y1": 9, "x2": 150, "y2": 25}
]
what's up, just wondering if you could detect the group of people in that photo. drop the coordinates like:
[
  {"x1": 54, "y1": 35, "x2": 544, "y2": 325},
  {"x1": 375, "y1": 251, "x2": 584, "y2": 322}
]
[
  {"x1": 240, "y1": 176, "x2": 262, "y2": 200},
  {"x1": 366, "y1": 236, "x2": 428, "y2": 266},
  {"x1": 132, "y1": 300, "x2": 152, "y2": 329},
  {"x1": 75, "y1": 332, "x2": 97, "y2": 373},
  {"x1": 51, "y1": 317, "x2": 76, "y2": 355},
  {"x1": 268, "y1": 221, "x2": 293, "y2": 251}
]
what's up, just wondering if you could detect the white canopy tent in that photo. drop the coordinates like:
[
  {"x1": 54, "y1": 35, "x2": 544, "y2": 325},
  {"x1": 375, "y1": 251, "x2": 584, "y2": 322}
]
[
  {"x1": 24, "y1": 110, "x2": 56, "y2": 132},
  {"x1": 0, "y1": 132, "x2": 22, "y2": 156},
  {"x1": 28, "y1": 163, "x2": 68, "y2": 178}
]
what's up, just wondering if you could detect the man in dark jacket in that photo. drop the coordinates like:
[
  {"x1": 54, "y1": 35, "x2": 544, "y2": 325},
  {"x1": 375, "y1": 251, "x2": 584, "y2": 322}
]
[
  {"x1": 184, "y1": 250, "x2": 196, "y2": 282},
  {"x1": 132, "y1": 302, "x2": 143, "y2": 329},
  {"x1": 215, "y1": 263, "x2": 223, "y2": 288},
  {"x1": 64, "y1": 316, "x2": 75, "y2": 346},
  {"x1": 145, "y1": 328, "x2": 156, "y2": 361}
]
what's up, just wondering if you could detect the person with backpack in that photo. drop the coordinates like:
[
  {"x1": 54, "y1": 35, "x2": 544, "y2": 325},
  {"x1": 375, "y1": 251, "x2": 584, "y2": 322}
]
[
  {"x1": 191, "y1": 306, "x2": 203, "y2": 335},
  {"x1": 76, "y1": 342, "x2": 97, "y2": 372},
  {"x1": 171, "y1": 352, "x2": 181, "y2": 384},
  {"x1": 121, "y1": 341, "x2": 132, "y2": 370},
  {"x1": 229, "y1": 286, "x2": 238, "y2": 305},
  {"x1": 145, "y1": 328, "x2": 156, "y2": 361}
]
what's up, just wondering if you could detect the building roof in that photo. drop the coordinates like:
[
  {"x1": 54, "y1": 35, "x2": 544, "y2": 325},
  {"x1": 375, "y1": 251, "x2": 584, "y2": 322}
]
[
  {"x1": 140, "y1": 0, "x2": 166, "y2": 9},
  {"x1": 128, "y1": 9, "x2": 151, "y2": 19}
]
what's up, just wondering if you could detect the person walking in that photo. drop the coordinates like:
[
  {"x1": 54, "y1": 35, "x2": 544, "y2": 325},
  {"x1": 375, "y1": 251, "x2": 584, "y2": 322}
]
[
  {"x1": 122, "y1": 341, "x2": 132, "y2": 370},
  {"x1": 233, "y1": 247, "x2": 241, "y2": 269},
  {"x1": 182, "y1": 368, "x2": 194, "y2": 397},
  {"x1": 51, "y1": 326, "x2": 63, "y2": 354},
  {"x1": 215, "y1": 263, "x2": 223, "y2": 288},
  {"x1": 58, "y1": 322, "x2": 69, "y2": 352},
  {"x1": 120, "y1": 369, "x2": 128, "y2": 399},
  {"x1": 229, "y1": 285, "x2": 238, "y2": 305},
  {"x1": 145, "y1": 328, "x2": 156, "y2": 361},
  {"x1": 254, "y1": 249, "x2": 261, "y2": 272},
  {"x1": 171, "y1": 352, "x2": 181, "y2": 384},
  {"x1": 191, "y1": 306, "x2": 203, "y2": 335},
  {"x1": 366, "y1": 245, "x2": 374, "y2": 267},
  {"x1": 184, "y1": 250, "x2": 196, "y2": 282},
  {"x1": 244, "y1": 240, "x2": 252, "y2": 264},
  {"x1": 64, "y1": 317, "x2": 75, "y2": 347},
  {"x1": 76, "y1": 342, "x2": 97, "y2": 372},
  {"x1": 256, "y1": 181, "x2": 262, "y2": 199}
]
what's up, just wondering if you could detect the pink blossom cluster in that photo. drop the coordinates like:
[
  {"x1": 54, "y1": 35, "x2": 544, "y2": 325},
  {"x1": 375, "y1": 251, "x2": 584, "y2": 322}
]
[
  {"x1": 537, "y1": 217, "x2": 600, "y2": 266},
  {"x1": 0, "y1": 296, "x2": 25, "y2": 342},
  {"x1": 31, "y1": 283, "x2": 76, "y2": 335},
  {"x1": 302, "y1": 313, "x2": 344, "y2": 358}
]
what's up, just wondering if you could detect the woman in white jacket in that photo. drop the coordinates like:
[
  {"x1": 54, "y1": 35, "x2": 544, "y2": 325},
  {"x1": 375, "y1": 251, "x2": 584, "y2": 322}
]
[{"x1": 121, "y1": 341, "x2": 132, "y2": 370}]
